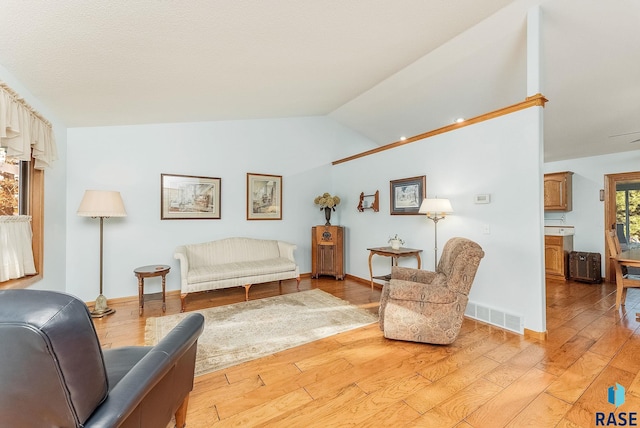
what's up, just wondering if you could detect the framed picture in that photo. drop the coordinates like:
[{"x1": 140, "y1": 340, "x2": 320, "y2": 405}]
[
  {"x1": 247, "y1": 173, "x2": 282, "y2": 220},
  {"x1": 161, "y1": 174, "x2": 221, "y2": 220},
  {"x1": 390, "y1": 175, "x2": 426, "y2": 215}
]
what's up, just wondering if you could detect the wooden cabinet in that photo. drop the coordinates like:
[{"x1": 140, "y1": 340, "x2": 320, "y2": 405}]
[
  {"x1": 545, "y1": 235, "x2": 573, "y2": 279},
  {"x1": 544, "y1": 172, "x2": 573, "y2": 211},
  {"x1": 311, "y1": 225, "x2": 344, "y2": 280}
]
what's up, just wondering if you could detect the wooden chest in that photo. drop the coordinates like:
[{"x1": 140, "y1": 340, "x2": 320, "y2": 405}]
[{"x1": 569, "y1": 251, "x2": 602, "y2": 283}]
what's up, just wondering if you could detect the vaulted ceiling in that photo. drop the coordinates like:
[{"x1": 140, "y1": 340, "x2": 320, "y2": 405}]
[{"x1": 0, "y1": 0, "x2": 638, "y2": 162}]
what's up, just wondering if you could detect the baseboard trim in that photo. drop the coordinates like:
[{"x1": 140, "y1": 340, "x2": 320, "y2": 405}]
[
  {"x1": 305, "y1": 272, "x2": 379, "y2": 288},
  {"x1": 344, "y1": 274, "x2": 378, "y2": 287},
  {"x1": 87, "y1": 275, "x2": 332, "y2": 307},
  {"x1": 524, "y1": 328, "x2": 548, "y2": 341},
  {"x1": 85, "y1": 290, "x2": 181, "y2": 307}
]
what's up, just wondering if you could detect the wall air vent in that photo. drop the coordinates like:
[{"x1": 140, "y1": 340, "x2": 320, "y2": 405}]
[{"x1": 464, "y1": 302, "x2": 523, "y2": 334}]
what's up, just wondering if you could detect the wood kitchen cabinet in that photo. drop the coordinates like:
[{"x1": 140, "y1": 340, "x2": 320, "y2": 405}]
[
  {"x1": 545, "y1": 235, "x2": 573, "y2": 279},
  {"x1": 311, "y1": 225, "x2": 344, "y2": 280},
  {"x1": 544, "y1": 171, "x2": 573, "y2": 211}
]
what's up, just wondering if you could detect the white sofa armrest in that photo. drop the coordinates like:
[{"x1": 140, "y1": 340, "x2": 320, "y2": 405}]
[
  {"x1": 277, "y1": 241, "x2": 297, "y2": 262},
  {"x1": 173, "y1": 246, "x2": 190, "y2": 289}
]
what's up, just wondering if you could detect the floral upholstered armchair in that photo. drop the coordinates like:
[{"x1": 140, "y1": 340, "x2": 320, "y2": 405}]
[{"x1": 379, "y1": 237, "x2": 484, "y2": 344}]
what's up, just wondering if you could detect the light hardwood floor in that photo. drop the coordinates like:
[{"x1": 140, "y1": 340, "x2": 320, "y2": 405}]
[{"x1": 93, "y1": 276, "x2": 640, "y2": 427}]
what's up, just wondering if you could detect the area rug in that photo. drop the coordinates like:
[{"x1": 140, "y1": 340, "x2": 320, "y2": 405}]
[{"x1": 145, "y1": 289, "x2": 378, "y2": 376}]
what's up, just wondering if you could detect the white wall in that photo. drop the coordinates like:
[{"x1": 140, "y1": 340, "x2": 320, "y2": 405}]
[
  {"x1": 2, "y1": 55, "x2": 548, "y2": 336},
  {"x1": 66, "y1": 107, "x2": 548, "y2": 333},
  {"x1": 334, "y1": 107, "x2": 546, "y2": 333},
  {"x1": 544, "y1": 149, "x2": 640, "y2": 273},
  {"x1": 66, "y1": 116, "x2": 375, "y2": 302},
  {"x1": 0, "y1": 64, "x2": 68, "y2": 293},
  {"x1": 3, "y1": 69, "x2": 546, "y2": 333}
]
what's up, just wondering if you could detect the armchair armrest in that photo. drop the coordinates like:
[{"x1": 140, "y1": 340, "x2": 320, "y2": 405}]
[
  {"x1": 174, "y1": 246, "x2": 190, "y2": 289},
  {"x1": 391, "y1": 266, "x2": 438, "y2": 284},
  {"x1": 85, "y1": 314, "x2": 204, "y2": 427},
  {"x1": 277, "y1": 241, "x2": 297, "y2": 262},
  {"x1": 388, "y1": 279, "x2": 456, "y2": 304}
]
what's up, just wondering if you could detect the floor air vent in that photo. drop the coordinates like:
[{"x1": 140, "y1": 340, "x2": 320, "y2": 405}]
[{"x1": 465, "y1": 302, "x2": 523, "y2": 334}]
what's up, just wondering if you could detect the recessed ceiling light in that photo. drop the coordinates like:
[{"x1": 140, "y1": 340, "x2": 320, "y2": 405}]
[
  {"x1": 400, "y1": 136, "x2": 407, "y2": 141},
  {"x1": 455, "y1": 118, "x2": 465, "y2": 123}
]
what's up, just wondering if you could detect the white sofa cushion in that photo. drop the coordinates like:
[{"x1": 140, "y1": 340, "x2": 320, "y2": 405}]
[
  {"x1": 185, "y1": 238, "x2": 281, "y2": 267},
  {"x1": 187, "y1": 258, "x2": 297, "y2": 284}
]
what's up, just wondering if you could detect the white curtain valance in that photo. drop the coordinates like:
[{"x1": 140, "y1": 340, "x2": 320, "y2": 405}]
[{"x1": 0, "y1": 81, "x2": 57, "y2": 170}]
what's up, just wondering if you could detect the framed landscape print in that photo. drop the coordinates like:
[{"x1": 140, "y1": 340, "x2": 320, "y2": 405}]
[
  {"x1": 390, "y1": 175, "x2": 425, "y2": 215},
  {"x1": 161, "y1": 174, "x2": 221, "y2": 219},
  {"x1": 247, "y1": 173, "x2": 282, "y2": 220}
]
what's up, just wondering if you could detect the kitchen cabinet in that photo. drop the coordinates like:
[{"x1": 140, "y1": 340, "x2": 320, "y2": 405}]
[
  {"x1": 544, "y1": 171, "x2": 573, "y2": 211},
  {"x1": 545, "y1": 235, "x2": 573, "y2": 279},
  {"x1": 311, "y1": 225, "x2": 344, "y2": 280}
]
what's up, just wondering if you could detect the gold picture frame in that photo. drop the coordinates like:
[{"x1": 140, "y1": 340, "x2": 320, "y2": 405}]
[
  {"x1": 161, "y1": 174, "x2": 221, "y2": 220},
  {"x1": 247, "y1": 173, "x2": 282, "y2": 220}
]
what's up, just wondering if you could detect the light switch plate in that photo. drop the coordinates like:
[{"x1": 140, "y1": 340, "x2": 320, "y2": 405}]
[{"x1": 475, "y1": 194, "x2": 491, "y2": 204}]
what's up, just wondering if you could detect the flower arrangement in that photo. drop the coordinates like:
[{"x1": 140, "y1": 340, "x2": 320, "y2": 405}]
[
  {"x1": 314, "y1": 192, "x2": 341, "y2": 211},
  {"x1": 388, "y1": 234, "x2": 405, "y2": 246}
]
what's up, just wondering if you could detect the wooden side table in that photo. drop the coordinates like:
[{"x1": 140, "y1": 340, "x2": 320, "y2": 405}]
[
  {"x1": 134, "y1": 265, "x2": 170, "y2": 316},
  {"x1": 367, "y1": 246, "x2": 422, "y2": 289}
]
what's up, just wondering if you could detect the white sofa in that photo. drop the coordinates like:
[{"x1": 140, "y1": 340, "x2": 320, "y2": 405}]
[{"x1": 174, "y1": 237, "x2": 300, "y2": 311}]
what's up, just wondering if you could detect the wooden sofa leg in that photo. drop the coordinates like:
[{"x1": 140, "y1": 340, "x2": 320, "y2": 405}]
[
  {"x1": 174, "y1": 394, "x2": 190, "y2": 428},
  {"x1": 244, "y1": 284, "x2": 251, "y2": 301},
  {"x1": 296, "y1": 276, "x2": 301, "y2": 291},
  {"x1": 180, "y1": 293, "x2": 187, "y2": 313}
]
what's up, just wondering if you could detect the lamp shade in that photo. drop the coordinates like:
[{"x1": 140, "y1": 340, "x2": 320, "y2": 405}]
[
  {"x1": 419, "y1": 198, "x2": 453, "y2": 215},
  {"x1": 77, "y1": 190, "x2": 127, "y2": 217}
]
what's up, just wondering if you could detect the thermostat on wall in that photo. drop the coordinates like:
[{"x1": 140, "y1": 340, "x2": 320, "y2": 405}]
[{"x1": 474, "y1": 194, "x2": 491, "y2": 204}]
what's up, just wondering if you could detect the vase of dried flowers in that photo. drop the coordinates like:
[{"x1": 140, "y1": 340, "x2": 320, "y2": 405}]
[
  {"x1": 323, "y1": 207, "x2": 332, "y2": 225},
  {"x1": 388, "y1": 234, "x2": 405, "y2": 250},
  {"x1": 314, "y1": 192, "x2": 341, "y2": 225}
]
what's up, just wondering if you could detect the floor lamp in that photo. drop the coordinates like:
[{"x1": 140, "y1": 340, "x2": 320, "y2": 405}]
[
  {"x1": 77, "y1": 190, "x2": 127, "y2": 318},
  {"x1": 419, "y1": 198, "x2": 453, "y2": 268}
]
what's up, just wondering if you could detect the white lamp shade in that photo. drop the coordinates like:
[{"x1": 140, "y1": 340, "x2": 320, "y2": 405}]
[
  {"x1": 419, "y1": 198, "x2": 453, "y2": 215},
  {"x1": 77, "y1": 190, "x2": 127, "y2": 217}
]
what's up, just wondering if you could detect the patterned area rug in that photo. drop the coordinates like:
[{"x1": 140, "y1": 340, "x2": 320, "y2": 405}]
[{"x1": 145, "y1": 289, "x2": 378, "y2": 376}]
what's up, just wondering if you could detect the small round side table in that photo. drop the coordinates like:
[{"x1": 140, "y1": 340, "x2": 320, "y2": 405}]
[{"x1": 134, "y1": 265, "x2": 170, "y2": 316}]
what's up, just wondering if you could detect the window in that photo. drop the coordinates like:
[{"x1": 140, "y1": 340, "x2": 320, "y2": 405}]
[
  {"x1": 616, "y1": 183, "x2": 640, "y2": 247},
  {"x1": 0, "y1": 148, "x2": 24, "y2": 215},
  {"x1": 0, "y1": 147, "x2": 43, "y2": 287},
  {"x1": 0, "y1": 82, "x2": 55, "y2": 287}
]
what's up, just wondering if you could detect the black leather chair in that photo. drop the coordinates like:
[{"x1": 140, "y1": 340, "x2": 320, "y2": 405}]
[{"x1": 0, "y1": 289, "x2": 204, "y2": 428}]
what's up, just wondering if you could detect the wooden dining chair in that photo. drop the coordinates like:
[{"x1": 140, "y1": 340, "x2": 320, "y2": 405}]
[{"x1": 606, "y1": 229, "x2": 640, "y2": 308}]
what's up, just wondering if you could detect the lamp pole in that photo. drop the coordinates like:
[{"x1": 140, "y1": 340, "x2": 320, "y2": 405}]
[
  {"x1": 427, "y1": 213, "x2": 446, "y2": 268},
  {"x1": 77, "y1": 189, "x2": 126, "y2": 319},
  {"x1": 91, "y1": 215, "x2": 115, "y2": 317},
  {"x1": 99, "y1": 216, "x2": 104, "y2": 296}
]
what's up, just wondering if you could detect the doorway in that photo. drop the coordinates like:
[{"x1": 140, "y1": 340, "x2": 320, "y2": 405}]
[{"x1": 604, "y1": 171, "x2": 640, "y2": 282}]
